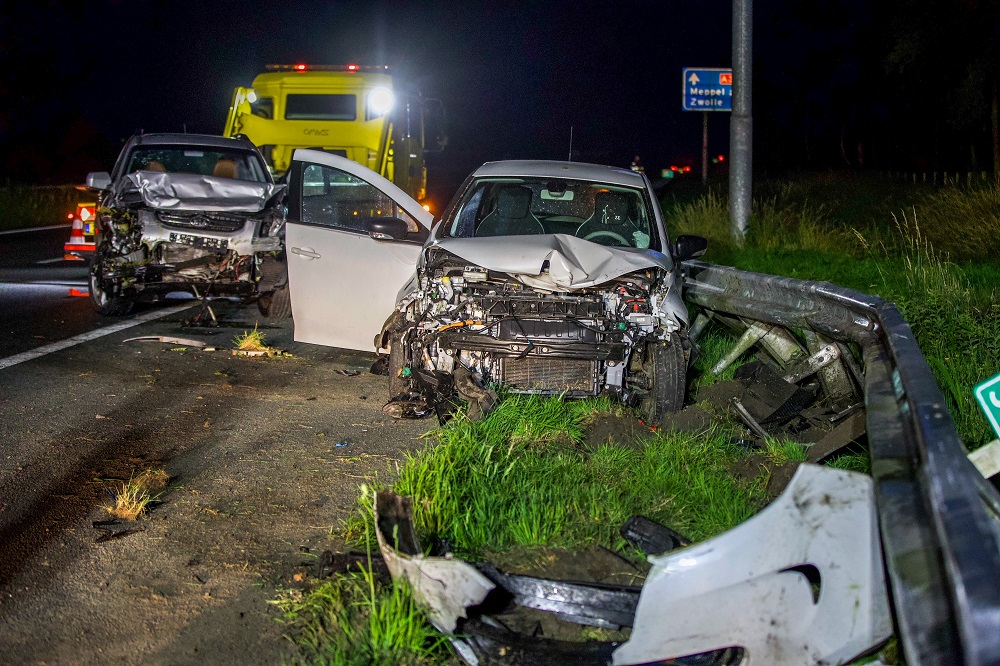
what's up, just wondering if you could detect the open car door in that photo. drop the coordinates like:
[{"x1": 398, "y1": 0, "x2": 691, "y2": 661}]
[{"x1": 285, "y1": 149, "x2": 433, "y2": 351}]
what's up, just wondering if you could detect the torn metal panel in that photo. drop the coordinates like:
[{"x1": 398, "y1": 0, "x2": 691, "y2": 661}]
[
  {"x1": 806, "y1": 409, "x2": 867, "y2": 463},
  {"x1": 476, "y1": 563, "x2": 641, "y2": 630},
  {"x1": 613, "y1": 464, "x2": 892, "y2": 666},
  {"x1": 732, "y1": 360, "x2": 815, "y2": 426},
  {"x1": 374, "y1": 492, "x2": 494, "y2": 634},
  {"x1": 127, "y1": 172, "x2": 284, "y2": 212}
]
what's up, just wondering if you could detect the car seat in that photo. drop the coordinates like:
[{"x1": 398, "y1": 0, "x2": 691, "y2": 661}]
[
  {"x1": 576, "y1": 190, "x2": 639, "y2": 246},
  {"x1": 145, "y1": 160, "x2": 167, "y2": 173},
  {"x1": 476, "y1": 185, "x2": 544, "y2": 237},
  {"x1": 212, "y1": 158, "x2": 238, "y2": 179}
]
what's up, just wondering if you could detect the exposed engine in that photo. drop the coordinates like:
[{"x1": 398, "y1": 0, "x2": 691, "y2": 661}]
[
  {"x1": 385, "y1": 248, "x2": 685, "y2": 416},
  {"x1": 95, "y1": 175, "x2": 285, "y2": 300}
]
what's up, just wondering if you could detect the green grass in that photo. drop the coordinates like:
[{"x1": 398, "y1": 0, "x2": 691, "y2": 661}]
[
  {"x1": 0, "y1": 185, "x2": 90, "y2": 231},
  {"x1": 271, "y1": 564, "x2": 453, "y2": 666},
  {"x1": 345, "y1": 395, "x2": 763, "y2": 557},
  {"x1": 273, "y1": 514, "x2": 454, "y2": 666},
  {"x1": 664, "y1": 175, "x2": 1000, "y2": 448}
]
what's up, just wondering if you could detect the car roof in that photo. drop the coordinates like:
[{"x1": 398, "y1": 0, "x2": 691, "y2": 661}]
[
  {"x1": 471, "y1": 160, "x2": 647, "y2": 187},
  {"x1": 127, "y1": 133, "x2": 258, "y2": 150}
]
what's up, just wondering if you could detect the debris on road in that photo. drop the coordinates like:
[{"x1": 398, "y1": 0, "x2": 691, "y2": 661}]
[
  {"x1": 375, "y1": 465, "x2": 893, "y2": 665},
  {"x1": 123, "y1": 335, "x2": 208, "y2": 348}
]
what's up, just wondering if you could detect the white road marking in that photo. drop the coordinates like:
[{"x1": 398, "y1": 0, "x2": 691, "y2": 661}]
[
  {"x1": 0, "y1": 303, "x2": 196, "y2": 371},
  {"x1": 0, "y1": 223, "x2": 72, "y2": 236},
  {"x1": 34, "y1": 257, "x2": 67, "y2": 265}
]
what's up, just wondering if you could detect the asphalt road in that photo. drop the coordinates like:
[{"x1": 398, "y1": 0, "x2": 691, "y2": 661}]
[
  {"x1": 0, "y1": 226, "x2": 432, "y2": 662},
  {"x1": 0, "y1": 225, "x2": 104, "y2": 359}
]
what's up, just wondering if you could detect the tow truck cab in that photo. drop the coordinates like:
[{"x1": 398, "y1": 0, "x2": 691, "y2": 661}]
[{"x1": 223, "y1": 64, "x2": 446, "y2": 204}]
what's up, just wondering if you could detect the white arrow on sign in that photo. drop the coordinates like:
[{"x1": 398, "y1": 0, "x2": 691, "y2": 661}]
[{"x1": 688, "y1": 73, "x2": 700, "y2": 85}]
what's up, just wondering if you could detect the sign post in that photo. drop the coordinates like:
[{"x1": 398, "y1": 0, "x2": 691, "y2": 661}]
[{"x1": 682, "y1": 67, "x2": 733, "y2": 185}]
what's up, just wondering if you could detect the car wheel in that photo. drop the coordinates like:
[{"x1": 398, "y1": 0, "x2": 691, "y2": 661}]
[
  {"x1": 88, "y1": 255, "x2": 133, "y2": 316},
  {"x1": 258, "y1": 285, "x2": 291, "y2": 318},
  {"x1": 641, "y1": 333, "x2": 686, "y2": 423}
]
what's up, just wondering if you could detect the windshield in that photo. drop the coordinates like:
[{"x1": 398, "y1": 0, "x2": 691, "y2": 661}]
[
  {"x1": 123, "y1": 146, "x2": 271, "y2": 183},
  {"x1": 442, "y1": 177, "x2": 658, "y2": 250}
]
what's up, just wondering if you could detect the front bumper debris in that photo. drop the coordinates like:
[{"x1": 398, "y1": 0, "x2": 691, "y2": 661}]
[{"x1": 375, "y1": 463, "x2": 892, "y2": 665}]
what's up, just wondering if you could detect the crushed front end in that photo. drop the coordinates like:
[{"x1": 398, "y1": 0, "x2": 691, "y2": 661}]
[
  {"x1": 91, "y1": 172, "x2": 285, "y2": 311},
  {"x1": 381, "y1": 244, "x2": 688, "y2": 421}
]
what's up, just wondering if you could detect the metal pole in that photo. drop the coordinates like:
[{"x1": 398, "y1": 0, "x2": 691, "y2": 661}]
[
  {"x1": 730, "y1": 0, "x2": 753, "y2": 243},
  {"x1": 702, "y1": 112, "x2": 709, "y2": 185}
]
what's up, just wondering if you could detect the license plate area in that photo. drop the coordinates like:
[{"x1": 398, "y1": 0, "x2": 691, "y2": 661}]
[{"x1": 168, "y1": 233, "x2": 228, "y2": 251}]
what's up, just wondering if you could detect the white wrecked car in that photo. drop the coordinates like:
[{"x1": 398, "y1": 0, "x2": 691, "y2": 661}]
[
  {"x1": 86, "y1": 133, "x2": 287, "y2": 316},
  {"x1": 283, "y1": 151, "x2": 707, "y2": 421}
]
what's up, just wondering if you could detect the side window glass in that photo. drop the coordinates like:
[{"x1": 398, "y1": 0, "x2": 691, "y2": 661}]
[
  {"x1": 450, "y1": 186, "x2": 484, "y2": 237},
  {"x1": 301, "y1": 164, "x2": 412, "y2": 235}
]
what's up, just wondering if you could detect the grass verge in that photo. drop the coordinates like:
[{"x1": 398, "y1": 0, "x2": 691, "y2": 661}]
[
  {"x1": 665, "y1": 175, "x2": 1000, "y2": 447},
  {"x1": 344, "y1": 395, "x2": 764, "y2": 558},
  {"x1": 0, "y1": 185, "x2": 89, "y2": 231}
]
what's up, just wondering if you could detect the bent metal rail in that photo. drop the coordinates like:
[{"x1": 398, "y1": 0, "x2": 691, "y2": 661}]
[{"x1": 682, "y1": 260, "x2": 1000, "y2": 666}]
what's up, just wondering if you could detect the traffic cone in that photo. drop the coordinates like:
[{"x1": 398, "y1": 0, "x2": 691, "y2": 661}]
[{"x1": 64, "y1": 217, "x2": 87, "y2": 261}]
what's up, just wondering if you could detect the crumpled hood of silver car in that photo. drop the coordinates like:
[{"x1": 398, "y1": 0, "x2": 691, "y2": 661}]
[
  {"x1": 431, "y1": 234, "x2": 674, "y2": 292},
  {"x1": 126, "y1": 171, "x2": 284, "y2": 212}
]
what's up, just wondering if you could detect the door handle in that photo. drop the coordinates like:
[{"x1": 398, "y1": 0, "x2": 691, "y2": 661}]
[{"x1": 290, "y1": 246, "x2": 321, "y2": 259}]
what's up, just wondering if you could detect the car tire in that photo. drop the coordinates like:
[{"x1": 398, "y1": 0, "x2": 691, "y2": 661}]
[
  {"x1": 258, "y1": 285, "x2": 291, "y2": 318},
  {"x1": 642, "y1": 333, "x2": 686, "y2": 423},
  {"x1": 88, "y1": 255, "x2": 133, "y2": 316},
  {"x1": 257, "y1": 256, "x2": 291, "y2": 319}
]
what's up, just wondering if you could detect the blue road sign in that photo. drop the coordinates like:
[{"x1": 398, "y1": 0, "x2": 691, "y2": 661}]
[{"x1": 683, "y1": 68, "x2": 733, "y2": 112}]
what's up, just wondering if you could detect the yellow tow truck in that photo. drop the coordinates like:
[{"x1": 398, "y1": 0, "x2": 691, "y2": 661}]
[{"x1": 223, "y1": 64, "x2": 446, "y2": 204}]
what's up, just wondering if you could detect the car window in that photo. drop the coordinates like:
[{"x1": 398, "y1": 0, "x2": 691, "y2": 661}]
[
  {"x1": 300, "y1": 163, "x2": 419, "y2": 234},
  {"x1": 123, "y1": 147, "x2": 270, "y2": 183},
  {"x1": 442, "y1": 177, "x2": 658, "y2": 250}
]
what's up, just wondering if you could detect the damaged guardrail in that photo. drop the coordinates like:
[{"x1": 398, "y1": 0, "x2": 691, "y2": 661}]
[
  {"x1": 373, "y1": 261, "x2": 1000, "y2": 665},
  {"x1": 682, "y1": 260, "x2": 1000, "y2": 666}
]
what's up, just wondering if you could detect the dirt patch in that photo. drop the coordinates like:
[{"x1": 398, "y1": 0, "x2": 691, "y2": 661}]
[
  {"x1": 583, "y1": 405, "x2": 714, "y2": 451},
  {"x1": 584, "y1": 412, "x2": 654, "y2": 449},
  {"x1": 727, "y1": 453, "x2": 800, "y2": 501}
]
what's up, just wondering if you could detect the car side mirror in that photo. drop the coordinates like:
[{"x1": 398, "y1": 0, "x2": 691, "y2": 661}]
[
  {"x1": 674, "y1": 234, "x2": 708, "y2": 260},
  {"x1": 367, "y1": 217, "x2": 410, "y2": 241},
  {"x1": 86, "y1": 172, "x2": 112, "y2": 190}
]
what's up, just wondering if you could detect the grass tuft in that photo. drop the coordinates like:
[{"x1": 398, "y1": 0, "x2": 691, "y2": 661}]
[
  {"x1": 234, "y1": 324, "x2": 270, "y2": 352},
  {"x1": 103, "y1": 468, "x2": 168, "y2": 521},
  {"x1": 271, "y1": 566, "x2": 452, "y2": 666}
]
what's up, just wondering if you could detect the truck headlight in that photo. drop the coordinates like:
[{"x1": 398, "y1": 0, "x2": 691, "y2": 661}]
[{"x1": 367, "y1": 87, "x2": 394, "y2": 118}]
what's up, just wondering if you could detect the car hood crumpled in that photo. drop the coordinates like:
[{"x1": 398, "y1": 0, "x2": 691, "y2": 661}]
[
  {"x1": 125, "y1": 171, "x2": 284, "y2": 213},
  {"x1": 430, "y1": 234, "x2": 674, "y2": 291}
]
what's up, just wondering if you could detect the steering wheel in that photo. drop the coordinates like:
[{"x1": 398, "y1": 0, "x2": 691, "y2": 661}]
[{"x1": 583, "y1": 229, "x2": 630, "y2": 246}]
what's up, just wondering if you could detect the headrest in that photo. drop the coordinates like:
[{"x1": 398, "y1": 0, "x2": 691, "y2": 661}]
[
  {"x1": 145, "y1": 160, "x2": 167, "y2": 173},
  {"x1": 496, "y1": 185, "x2": 532, "y2": 219},
  {"x1": 213, "y1": 158, "x2": 238, "y2": 179},
  {"x1": 594, "y1": 190, "x2": 634, "y2": 225}
]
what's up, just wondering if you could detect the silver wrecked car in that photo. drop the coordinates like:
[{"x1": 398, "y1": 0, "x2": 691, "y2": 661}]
[
  {"x1": 85, "y1": 133, "x2": 287, "y2": 316},
  {"x1": 282, "y1": 151, "x2": 706, "y2": 421}
]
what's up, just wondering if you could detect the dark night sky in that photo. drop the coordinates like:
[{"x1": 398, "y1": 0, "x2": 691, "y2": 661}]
[{"x1": 2, "y1": 1, "x2": 997, "y2": 202}]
